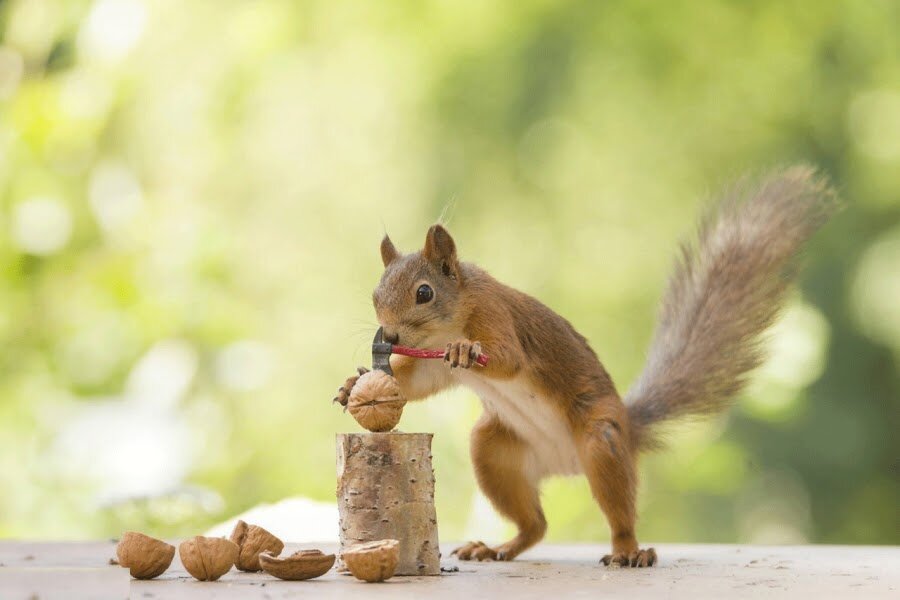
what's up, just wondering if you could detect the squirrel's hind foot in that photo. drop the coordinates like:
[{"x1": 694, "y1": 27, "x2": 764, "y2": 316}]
[
  {"x1": 451, "y1": 541, "x2": 501, "y2": 561},
  {"x1": 452, "y1": 540, "x2": 525, "y2": 561},
  {"x1": 601, "y1": 547, "x2": 657, "y2": 568}
]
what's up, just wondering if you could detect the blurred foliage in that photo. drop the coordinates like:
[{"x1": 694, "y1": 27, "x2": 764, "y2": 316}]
[{"x1": 0, "y1": 0, "x2": 897, "y2": 546}]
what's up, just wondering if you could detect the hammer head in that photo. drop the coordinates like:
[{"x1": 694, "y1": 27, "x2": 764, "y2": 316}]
[{"x1": 372, "y1": 326, "x2": 393, "y2": 376}]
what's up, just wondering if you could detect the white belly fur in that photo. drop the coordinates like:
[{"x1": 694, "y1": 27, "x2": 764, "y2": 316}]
[{"x1": 455, "y1": 371, "x2": 583, "y2": 480}]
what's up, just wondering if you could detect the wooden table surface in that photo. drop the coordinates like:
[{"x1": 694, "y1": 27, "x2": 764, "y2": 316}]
[{"x1": 0, "y1": 540, "x2": 897, "y2": 599}]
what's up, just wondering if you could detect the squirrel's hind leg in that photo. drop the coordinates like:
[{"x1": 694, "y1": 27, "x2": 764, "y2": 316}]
[
  {"x1": 453, "y1": 414, "x2": 547, "y2": 562},
  {"x1": 580, "y1": 416, "x2": 657, "y2": 567}
]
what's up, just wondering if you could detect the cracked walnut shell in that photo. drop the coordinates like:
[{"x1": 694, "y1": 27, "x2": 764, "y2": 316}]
[
  {"x1": 347, "y1": 370, "x2": 406, "y2": 432},
  {"x1": 341, "y1": 539, "x2": 400, "y2": 583},
  {"x1": 229, "y1": 520, "x2": 284, "y2": 572},
  {"x1": 178, "y1": 536, "x2": 239, "y2": 581},
  {"x1": 115, "y1": 531, "x2": 175, "y2": 580},
  {"x1": 258, "y1": 549, "x2": 335, "y2": 581}
]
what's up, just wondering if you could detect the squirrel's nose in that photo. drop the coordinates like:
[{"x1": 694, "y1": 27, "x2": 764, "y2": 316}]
[{"x1": 383, "y1": 330, "x2": 399, "y2": 344}]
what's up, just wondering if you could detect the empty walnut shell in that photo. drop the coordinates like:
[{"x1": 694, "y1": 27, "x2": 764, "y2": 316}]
[
  {"x1": 178, "y1": 536, "x2": 239, "y2": 581},
  {"x1": 229, "y1": 520, "x2": 284, "y2": 572},
  {"x1": 347, "y1": 370, "x2": 406, "y2": 432},
  {"x1": 258, "y1": 549, "x2": 335, "y2": 581},
  {"x1": 342, "y1": 539, "x2": 399, "y2": 583},
  {"x1": 115, "y1": 531, "x2": 175, "y2": 579}
]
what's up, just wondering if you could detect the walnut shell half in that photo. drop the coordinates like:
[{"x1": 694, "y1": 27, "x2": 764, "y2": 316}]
[
  {"x1": 229, "y1": 520, "x2": 284, "y2": 572},
  {"x1": 347, "y1": 370, "x2": 406, "y2": 432},
  {"x1": 342, "y1": 539, "x2": 399, "y2": 583},
  {"x1": 115, "y1": 531, "x2": 175, "y2": 579},
  {"x1": 178, "y1": 536, "x2": 239, "y2": 581},
  {"x1": 258, "y1": 549, "x2": 335, "y2": 581}
]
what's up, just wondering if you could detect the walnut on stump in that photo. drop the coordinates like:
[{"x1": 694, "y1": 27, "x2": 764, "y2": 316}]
[{"x1": 336, "y1": 432, "x2": 440, "y2": 576}]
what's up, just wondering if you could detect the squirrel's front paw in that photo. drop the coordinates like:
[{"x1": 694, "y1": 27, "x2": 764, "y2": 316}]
[
  {"x1": 333, "y1": 366, "x2": 369, "y2": 407},
  {"x1": 445, "y1": 340, "x2": 483, "y2": 369}
]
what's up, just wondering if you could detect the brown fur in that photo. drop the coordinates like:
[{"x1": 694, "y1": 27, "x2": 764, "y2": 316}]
[
  {"x1": 461, "y1": 414, "x2": 548, "y2": 561},
  {"x1": 347, "y1": 167, "x2": 837, "y2": 566}
]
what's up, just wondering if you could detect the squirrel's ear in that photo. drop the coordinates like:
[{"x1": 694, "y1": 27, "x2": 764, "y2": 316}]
[
  {"x1": 380, "y1": 234, "x2": 400, "y2": 267},
  {"x1": 423, "y1": 224, "x2": 459, "y2": 279}
]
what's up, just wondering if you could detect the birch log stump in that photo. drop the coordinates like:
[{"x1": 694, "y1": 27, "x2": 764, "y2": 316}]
[{"x1": 336, "y1": 432, "x2": 441, "y2": 576}]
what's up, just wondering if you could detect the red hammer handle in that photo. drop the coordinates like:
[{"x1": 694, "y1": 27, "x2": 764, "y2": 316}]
[{"x1": 391, "y1": 344, "x2": 489, "y2": 366}]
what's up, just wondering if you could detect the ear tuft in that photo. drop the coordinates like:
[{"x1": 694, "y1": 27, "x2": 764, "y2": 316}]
[{"x1": 380, "y1": 234, "x2": 400, "y2": 267}]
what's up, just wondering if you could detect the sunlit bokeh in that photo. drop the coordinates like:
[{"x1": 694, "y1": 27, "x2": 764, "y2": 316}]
[{"x1": 0, "y1": 0, "x2": 897, "y2": 546}]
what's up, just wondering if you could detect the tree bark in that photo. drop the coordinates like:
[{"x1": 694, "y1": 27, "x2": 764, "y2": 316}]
[{"x1": 336, "y1": 432, "x2": 441, "y2": 576}]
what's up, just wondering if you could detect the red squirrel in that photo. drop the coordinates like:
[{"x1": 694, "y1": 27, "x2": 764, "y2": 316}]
[{"x1": 335, "y1": 167, "x2": 837, "y2": 567}]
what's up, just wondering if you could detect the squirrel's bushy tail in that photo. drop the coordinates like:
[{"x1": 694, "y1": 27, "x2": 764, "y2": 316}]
[{"x1": 626, "y1": 166, "x2": 838, "y2": 451}]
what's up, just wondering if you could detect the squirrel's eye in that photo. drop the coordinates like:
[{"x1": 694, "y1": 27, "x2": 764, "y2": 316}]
[{"x1": 416, "y1": 284, "x2": 434, "y2": 304}]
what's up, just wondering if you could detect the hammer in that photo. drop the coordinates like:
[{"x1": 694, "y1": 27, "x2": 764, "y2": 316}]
[{"x1": 372, "y1": 326, "x2": 489, "y2": 376}]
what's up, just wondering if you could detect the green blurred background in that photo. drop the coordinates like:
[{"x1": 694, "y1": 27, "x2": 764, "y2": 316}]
[{"x1": 0, "y1": 0, "x2": 897, "y2": 546}]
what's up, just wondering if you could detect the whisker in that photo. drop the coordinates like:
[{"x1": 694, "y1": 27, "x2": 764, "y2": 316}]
[{"x1": 405, "y1": 313, "x2": 441, "y2": 329}]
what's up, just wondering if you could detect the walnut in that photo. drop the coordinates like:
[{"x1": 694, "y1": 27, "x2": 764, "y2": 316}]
[
  {"x1": 115, "y1": 531, "x2": 175, "y2": 579},
  {"x1": 258, "y1": 549, "x2": 335, "y2": 581},
  {"x1": 341, "y1": 539, "x2": 400, "y2": 582},
  {"x1": 347, "y1": 370, "x2": 406, "y2": 432},
  {"x1": 229, "y1": 520, "x2": 284, "y2": 572},
  {"x1": 178, "y1": 536, "x2": 238, "y2": 581}
]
